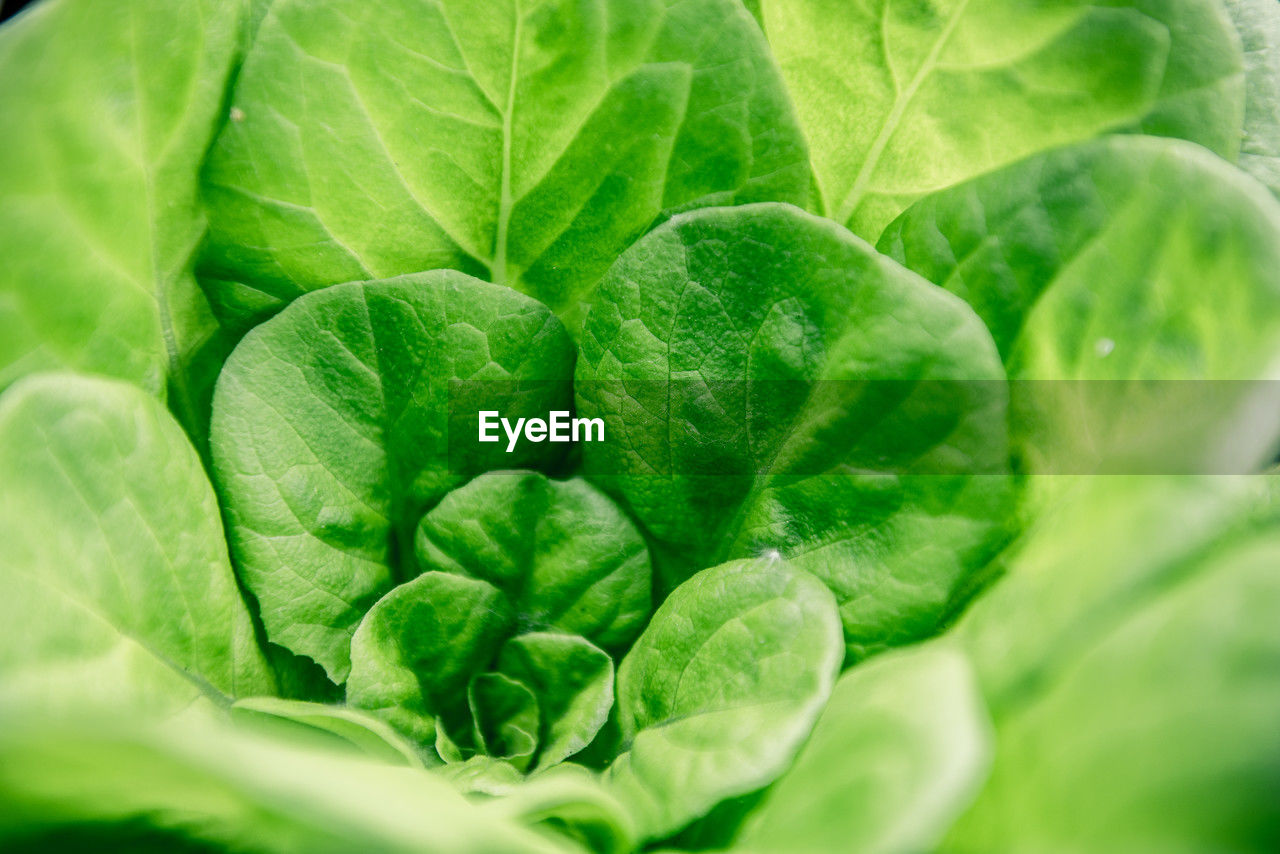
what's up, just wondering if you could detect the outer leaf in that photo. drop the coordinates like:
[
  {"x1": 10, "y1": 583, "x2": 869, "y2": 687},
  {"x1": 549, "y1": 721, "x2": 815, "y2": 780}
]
[
  {"x1": 0, "y1": 714, "x2": 575, "y2": 854},
  {"x1": 0, "y1": 373, "x2": 273, "y2": 715},
  {"x1": 607, "y1": 557, "x2": 842, "y2": 840},
  {"x1": 879, "y1": 137, "x2": 1280, "y2": 477},
  {"x1": 945, "y1": 478, "x2": 1280, "y2": 853},
  {"x1": 576, "y1": 203, "x2": 1012, "y2": 656},
  {"x1": 347, "y1": 572, "x2": 514, "y2": 746},
  {"x1": 1227, "y1": 0, "x2": 1280, "y2": 195},
  {"x1": 497, "y1": 633, "x2": 615, "y2": 769},
  {"x1": 211, "y1": 272, "x2": 574, "y2": 682},
  {"x1": 0, "y1": 0, "x2": 246, "y2": 435},
  {"x1": 737, "y1": 646, "x2": 991, "y2": 854},
  {"x1": 201, "y1": 0, "x2": 809, "y2": 329},
  {"x1": 761, "y1": 0, "x2": 1245, "y2": 239},
  {"x1": 230, "y1": 697, "x2": 425, "y2": 767},
  {"x1": 415, "y1": 471, "x2": 651, "y2": 651}
]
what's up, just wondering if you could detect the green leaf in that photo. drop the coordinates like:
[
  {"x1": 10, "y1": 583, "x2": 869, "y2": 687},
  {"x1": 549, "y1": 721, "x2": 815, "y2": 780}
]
[
  {"x1": 737, "y1": 645, "x2": 991, "y2": 854},
  {"x1": 760, "y1": 0, "x2": 1245, "y2": 239},
  {"x1": 945, "y1": 478, "x2": 1280, "y2": 853},
  {"x1": 576, "y1": 203, "x2": 1013, "y2": 657},
  {"x1": 211, "y1": 271, "x2": 574, "y2": 682},
  {"x1": 230, "y1": 697, "x2": 426, "y2": 767},
  {"x1": 497, "y1": 633, "x2": 615, "y2": 769},
  {"x1": 879, "y1": 136, "x2": 1280, "y2": 478},
  {"x1": 1226, "y1": 0, "x2": 1280, "y2": 196},
  {"x1": 415, "y1": 471, "x2": 651, "y2": 652},
  {"x1": 0, "y1": 373, "x2": 273, "y2": 715},
  {"x1": 0, "y1": 0, "x2": 247, "y2": 437},
  {"x1": 347, "y1": 572, "x2": 514, "y2": 746},
  {"x1": 606, "y1": 556, "x2": 842, "y2": 840},
  {"x1": 0, "y1": 714, "x2": 577, "y2": 854},
  {"x1": 469, "y1": 672, "x2": 540, "y2": 770},
  {"x1": 200, "y1": 0, "x2": 809, "y2": 329},
  {"x1": 955, "y1": 476, "x2": 1265, "y2": 710}
]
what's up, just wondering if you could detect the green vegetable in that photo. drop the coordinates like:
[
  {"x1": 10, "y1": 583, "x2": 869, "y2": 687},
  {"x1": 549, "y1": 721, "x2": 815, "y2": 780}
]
[
  {"x1": 200, "y1": 0, "x2": 809, "y2": 329},
  {"x1": 4, "y1": 0, "x2": 1280, "y2": 851},
  {"x1": 211, "y1": 272, "x2": 575, "y2": 682},
  {"x1": 0, "y1": 373, "x2": 273, "y2": 715},
  {"x1": 0, "y1": 0, "x2": 246, "y2": 436},
  {"x1": 879, "y1": 136, "x2": 1280, "y2": 482},
  {"x1": 607, "y1": 556, "x2": 842, "y2": 840},
  {"x1": 577, "y1": 202, "x2": 1013, "y2": 657},
  {"x1": 759, "y1": 0, "x2": 1246, "y2": 239}
]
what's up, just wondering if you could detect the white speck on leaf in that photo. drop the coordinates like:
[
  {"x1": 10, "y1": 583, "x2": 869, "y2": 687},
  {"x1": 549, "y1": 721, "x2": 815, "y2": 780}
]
[
  {"x1": 230, "y1": 107, "x2": 245, "y2": 123},
  {"x1": 1095, "y1": 337, "x2": 1115, "y2": 358}
]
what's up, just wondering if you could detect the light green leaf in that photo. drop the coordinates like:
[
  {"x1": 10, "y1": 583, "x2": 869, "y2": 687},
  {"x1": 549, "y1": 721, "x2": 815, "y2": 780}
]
[
  {"x1": 497, "y1": 633, "x2": 615, "y2": 769},
  {"x1": 200, "y1": 0, "x2": 809, "y2": 329},
  {"x1": 946, "y1": 478, "x2": 1280, "y2": 853},
  {"x1": 576, "y1": 203, "x2": 1013, "y2": 657},
  {"x1": 879, "y1": 136, "x2": 1280, "y2": 479},
  {"x1": 347, "y1": 572, "x2": 514, "y2": 746},
  {"x1": 0, "y1": 373, "x2": 273, "y2": 716},
  {"x1": 230, "y1": 697, "x2": 426, "y2": 767},
  {"x1": 0, "y1": 0, "x2": 247, "y2": 436},
  {"x1": 211, "y1": 272, "x2": 574, "y2": 682},
  {"x1": 607, "y1": 556, "x2": 842, "y2": 840},
  {"x1": 0, "y1": 714, "x2": 576, "y2": 854},
  {"x1": 738, "y1": 645, "x2": 991, "y2": 854},
  {"x1": 1226, "y1": 0, "x2": 1280, "y2": 195},
  {"x1": 469, "y1": 672, "x2": 540, "y2": 770},
  {"x1": 415, "y1": 471, "x2": 651, "y2": 652},
  {"x1": 761, "y1": 0, "x2": 1245, "y2": 239}
]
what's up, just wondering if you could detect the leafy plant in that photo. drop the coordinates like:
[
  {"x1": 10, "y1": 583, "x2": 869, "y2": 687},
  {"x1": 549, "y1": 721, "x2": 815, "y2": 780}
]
[{"x1": 3, "y1": 0, "x2": 1280, "y2": 852}]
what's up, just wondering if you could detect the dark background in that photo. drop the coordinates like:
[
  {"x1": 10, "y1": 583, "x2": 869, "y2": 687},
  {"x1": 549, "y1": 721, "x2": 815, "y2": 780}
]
[{"x1": 1, "y1": 0, "x2": 37, "y2": 25}]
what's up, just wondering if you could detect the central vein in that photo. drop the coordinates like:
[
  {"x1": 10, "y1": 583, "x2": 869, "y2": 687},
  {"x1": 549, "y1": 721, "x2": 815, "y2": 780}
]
[
  {"x1": 493, "y1": 7, "x2": 523, "y2": 288},
  {"x1": 835, "y1": 0, "x2": 973, "y2": 226}
]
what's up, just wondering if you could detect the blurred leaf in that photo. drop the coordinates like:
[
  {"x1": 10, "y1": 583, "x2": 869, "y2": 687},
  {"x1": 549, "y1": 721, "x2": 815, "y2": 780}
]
[
  {"x1": 0, "y1": 0, "x2": 247, "y2": 438},
  {"x1": 760, "y1": 0, "x2": 1245, "y2": 238},
  {"x1": 738, "y1": 645, "x2": 991, "y2": 854},
  {"x1": 880, "y1": 137, "x2": 1280, "y2": 481},
  {"x1": 230, "y1": 696, "x2": 426, "y2": 767},
  {"x1": 0, "y1": 373, "x2": 273, "y2": 715},
  {"x1": 1226, "y1": 0, "x2": 1280, "y2": 195},
  {"x1": 0, "y1": 713, "x2": 577, "y2": 854}
]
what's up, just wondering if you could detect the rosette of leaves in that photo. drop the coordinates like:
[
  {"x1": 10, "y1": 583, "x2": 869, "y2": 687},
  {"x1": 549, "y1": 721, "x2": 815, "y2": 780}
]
[{"x1": 346, "y1": 470, "x2": 652, "y2": 771}]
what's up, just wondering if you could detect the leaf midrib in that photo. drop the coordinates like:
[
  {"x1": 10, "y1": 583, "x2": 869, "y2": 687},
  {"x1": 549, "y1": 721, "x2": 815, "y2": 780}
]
[{"x1": 834, "y1": 0, "x2": 974, "y2": 226}]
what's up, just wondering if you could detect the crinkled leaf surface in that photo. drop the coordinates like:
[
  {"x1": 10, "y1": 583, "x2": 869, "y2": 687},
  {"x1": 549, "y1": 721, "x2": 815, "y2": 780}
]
[
  {"x1": 880, "y1": 137, "x2": 1280, "y2": 477},
  {"x1": 415, "y1": 471, "x2": 651, "y2": 652},
  {"x1": 0, "y1": 373, "x2": 273, "y2": 715},
  {"x1": 211, "y1": 272, "x2": 574, "y2": 682},
  {"x1": 606, "y1": 557, "x2": 842, "y2": 840},
  {"x1": 201, "y1": 0, "x2": 809, "y2": 328},
  {"x1": 576, "y1": 203, "x2": 1012, "y2": 656},
  {"x1": 0, "y1": 0, "x2": 246, "y2": 435},
  {"x1": 496, "y1": 632, "x2": 614, "y2": 769},
  {"x1": 945, "y1": 477, "x2": 1280, "y2": 853},
  {"x1": 230, "y1": 697, "x2": 425, "y2": 767},
  {"x1": 760, "y1": 0, "x2": 1245, "y2": 239},
  {"x1": 737, "y1": 645, "x2": 991, "y2": 854},
  {"x1": 1227, "y1": 0, "x2": 1280, "y2": 195},
  {"x1": 347, "y1": 572, "x2": 514, "y2": 746}
]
